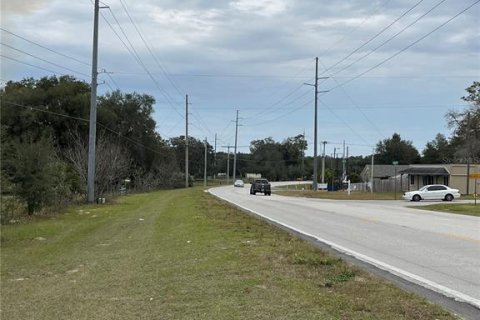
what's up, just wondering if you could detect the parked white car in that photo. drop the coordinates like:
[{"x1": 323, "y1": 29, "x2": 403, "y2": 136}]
[
  {"x1": 403, "y1": 184, "x2": 460, "y2": 202},
  {"x1": 233, "y1": 179, "x2": 244, "y2": 187}
]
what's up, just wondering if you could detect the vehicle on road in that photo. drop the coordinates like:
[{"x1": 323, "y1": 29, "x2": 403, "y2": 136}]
[
  {"x1": 403, "y1": 184, "x2": 460, "y2": 202},
  {"x1": 234, "y1": 179, "x2": 244, "y2": 187},
  {"x1": 250, "y1": 179, "x2": 271, "y2": 195}
]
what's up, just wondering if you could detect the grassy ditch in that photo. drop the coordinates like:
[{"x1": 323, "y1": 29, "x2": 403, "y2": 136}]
[{"x1": 1, "y1": 188, "x2": 455, "y2": 319}]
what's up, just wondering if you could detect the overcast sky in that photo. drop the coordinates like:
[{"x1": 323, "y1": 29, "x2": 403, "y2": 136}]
[{"x1": 1, "y1": 0, "x2": 479, "y2": 157}]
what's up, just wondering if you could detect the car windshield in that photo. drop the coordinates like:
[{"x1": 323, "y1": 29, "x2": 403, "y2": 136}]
[{"x1": 418, "y1": 186, "x2": 428, "y2": 191}]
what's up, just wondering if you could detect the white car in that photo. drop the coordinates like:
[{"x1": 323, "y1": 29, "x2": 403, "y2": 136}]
[
  {"x1": 402, "y1": 184, "x2": 460, "y2": 202},
  {"x1": 233, "y1": 179, "x2": 244, "y2": 187}
]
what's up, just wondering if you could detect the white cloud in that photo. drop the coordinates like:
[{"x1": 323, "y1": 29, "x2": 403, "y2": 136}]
[{"x1": 230, "y1": 0, "x2": 287, "y2": 17}]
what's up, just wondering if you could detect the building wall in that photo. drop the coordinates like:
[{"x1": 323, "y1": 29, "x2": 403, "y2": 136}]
[{"x1": 446, "y1": 164, "x2": 480, "y2": 195}]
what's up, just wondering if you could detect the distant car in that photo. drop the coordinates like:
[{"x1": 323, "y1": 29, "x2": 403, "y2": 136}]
[
  {"x1": 234, "y1": 179, "x2": 244, "y2": 187},
  {"x1": 250, "y1": 179, "x2": 271, "y2": 196},
  {"x1": 403, "y1": 185, "x2": 460, "y2": 202}
]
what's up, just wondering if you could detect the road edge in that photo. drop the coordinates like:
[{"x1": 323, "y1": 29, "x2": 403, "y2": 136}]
[{"x1": 208, "y1": 188, "x2": 480, "y2": 320}]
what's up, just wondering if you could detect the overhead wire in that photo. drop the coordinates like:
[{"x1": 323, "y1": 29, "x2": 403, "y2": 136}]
[
  {"x1": 117, "y1": 0, "x2": 185, "y2": 98},
  {"x1": 2, "y1": 100, "x2": 169, "y2": 156},
  {"x1": 319, "y1": 0, "x2": 426, "y2": 77},
  {"x1": 326, "y1": 0, "x2": 448, "y2": 78},
  {"x1": 1, "y1": 43, "x2": 91, "y2": 78},
  {"x1": 317, "y1": 58, "x2": 385, "y2": 140},
  {"x1": 1, "y1": 54, "x2": 66, "y2": 75},
  {"x1": 100, "y1": 6, "x2": 184, "y2": 118},
  {"x1": 0, "y1": 27, "x2": 91, "y2": 66},
  {"x1": 329, "y1": 0, "x2": 480, "y2": 91}
]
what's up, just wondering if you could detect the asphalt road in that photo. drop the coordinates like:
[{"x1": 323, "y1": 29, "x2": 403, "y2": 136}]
[{"x1": 209, "y1": 183, "x2": 480, "y2": 312}]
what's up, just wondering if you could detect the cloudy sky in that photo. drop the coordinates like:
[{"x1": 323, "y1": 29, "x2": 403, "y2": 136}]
[{"x1": 1, "y1": 0, "x2": 479, "y2": 157}]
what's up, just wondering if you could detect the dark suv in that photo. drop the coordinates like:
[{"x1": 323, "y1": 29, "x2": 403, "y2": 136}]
[{"x1": 250, "y1": 179, "x2": 271, "y2": 196}]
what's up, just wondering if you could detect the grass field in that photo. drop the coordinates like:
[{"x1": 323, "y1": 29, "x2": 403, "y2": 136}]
[{"x1": 1, "y1": 188, "x2": 455, "y2": 319}]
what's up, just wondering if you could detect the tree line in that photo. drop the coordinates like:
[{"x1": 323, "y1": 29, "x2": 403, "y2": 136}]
[{"x1": 1, "y1": 76, "x2": 478, "y2": 221}]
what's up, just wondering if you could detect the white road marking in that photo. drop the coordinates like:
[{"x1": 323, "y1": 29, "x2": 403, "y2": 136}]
[{"x1": 209, "y1": 188, "x2": 480, "y2": 309}]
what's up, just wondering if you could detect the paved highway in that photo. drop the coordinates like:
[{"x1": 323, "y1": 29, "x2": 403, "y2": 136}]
[{"x1": 209, "y1": 183, "x2": 480, "y2": 311}]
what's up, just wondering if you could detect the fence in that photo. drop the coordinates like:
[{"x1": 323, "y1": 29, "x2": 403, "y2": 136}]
[{"x1": 351, "y1": 175, "x2": 409, "y2": 193}]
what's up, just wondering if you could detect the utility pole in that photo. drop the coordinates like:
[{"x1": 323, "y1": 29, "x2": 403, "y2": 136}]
[
  {"x1": 302, "y1": 129, "x2": 305, "y2": 179},
  {"x1": 342, "y1": 140, "x2": 346, "y2": 182},
  {"x1": 313, "y1": 58, "x2": 319, "y2": 190},
  {"x1": 87, "y1": 0, "x2": 100, "y2": 203},
  {"x1": 466, "y1": 112, "x2": 471, "y2": 194},
  {"x1": 233, "y1": 110, "x2": 239, "y2": 182},
  {"x1": 304, "y1": 57, "x2": 328, "y2": 190},
  {"x1": 221, "y1": 145, "x2": 233, "y2": 184},
  {"x1": 204, "y1": 137, "x2": 207, "y2": 187},
  {"x1": 185, "y1": 94, "x2": 189, "y2": 188},
  {"x1": 333, "y1": 147, "x2": 336, "y2": 190},
  {"x1": 371, "y1": 147, "x2": 375, "y2": 193},
  {"x1": 346, "y1": 146, "x2": 349, "y2": 179},
  {"x1": 214, "y1": 133, "x2": 217, "y2": 180},
  {"x1": 321, "y1": 141, "x2": 327, "y2": 183}
]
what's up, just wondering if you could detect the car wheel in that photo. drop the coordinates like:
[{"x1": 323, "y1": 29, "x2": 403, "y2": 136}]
[
  {"x1": 445, "y1": 194, "x2": 454, "y2": 201},
  {"x1": 412, "y1": 195, "x2": 421, "y2": 202}
]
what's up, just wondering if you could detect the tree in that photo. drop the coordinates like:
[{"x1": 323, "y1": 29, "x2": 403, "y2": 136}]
[
  {"x1": 446, "y1": 81, "x2": 480, "y2": 162},
  {"x1": 250, "y1": 137, "x2": 285, "y2": 180},
  {"x1": 422, "y1": 133, "x2": 453, "y2": 163},
  {"x1": 169, "y1": 136, "x2": 214, "y2": 180},
  {"x1": 3, "y1": 136, "x2": 70, "y2": 214},
  {"x1": 375, "y1": 133, "x2": 420, "y2": 165},
  {"x1": 0, "y1": 76, "x2": 91, "y2": 149}
]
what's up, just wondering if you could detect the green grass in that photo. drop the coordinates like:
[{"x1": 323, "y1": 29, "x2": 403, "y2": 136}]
[
  {"x1": 1, "y1": 188, "x2": 456, "y2": 319},
  {"x1": 412, "y1": 203, "x2": 480, "y2": 217},
  {"x1": 274, "y1": 189, "x2": 401, "y2": 200}
]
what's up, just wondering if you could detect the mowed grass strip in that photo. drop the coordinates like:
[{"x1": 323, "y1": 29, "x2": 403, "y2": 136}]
[
  {"x1": 412, "y1": 203, "x2": 480, "y2": 217},
  {"x1": 1, "y1": 188, "x2": 455, "y2": 319},
  {"x1": 274, "y1": 189, "x2": 400, "y2": 200}
]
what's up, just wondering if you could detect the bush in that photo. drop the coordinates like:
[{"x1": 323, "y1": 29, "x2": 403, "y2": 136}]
[{"x1": 3, "y1": 136, "x2": 73, "y2": 214}]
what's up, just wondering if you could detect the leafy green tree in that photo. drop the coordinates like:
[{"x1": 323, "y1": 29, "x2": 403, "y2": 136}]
[
  {"x1": 98, "y1": 90, "x2": 162, "y2": 171},
  {"x1": 250, "y1": 137, "x2": 285, "y2": 180},
  {"x1": 1, "y1": 76, "x2": 90, "y2": 148},
  {"x1": 422, "y1": 133, "x2": 454, "y2": 163},
  {"x1": 375, "y1": 133, "x2": 420, "y2": 165},
  {"x1": 169, "y1": 136, "x2": 214, "y2": 180}
]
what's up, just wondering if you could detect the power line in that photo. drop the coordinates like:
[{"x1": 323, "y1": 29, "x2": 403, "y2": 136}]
[
  {"x1": 1, "y1": 43, "x2": 90, "y2": 78},
  {"x1": 327, "y1": 0, "x2": 447, "y2": 78},
  {"x1": 317, "y1": 58, "x2": 385, "y2": 140},
  {"x1": 118, "y1": 0, "x2": 185, "y2": 98},
  {"x1": 2, "y1": 100, "x2": 168, "y2": 157},
  {"x1": 320, "y1": 0, "x2": 426, "y2": 76},
  {"x1": 0, "y1": 27, "x2": 91, "y2": 66},
  {"x1": 1, "y1": 54, "x2": 63, "y2": 75},
  {"x1": 315, "y1": 0, "x2": 394, "y2": 59},
  {"x1": 244, "y1": 97, "x2": 313, "y2": 127},
  {"x1": 100, "y1": 7, "x2": 184, "y2": 118},
  {"x1": 330, "y1": 0, "x2": 480, "y2": 91}
]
